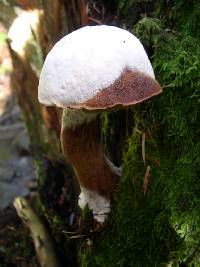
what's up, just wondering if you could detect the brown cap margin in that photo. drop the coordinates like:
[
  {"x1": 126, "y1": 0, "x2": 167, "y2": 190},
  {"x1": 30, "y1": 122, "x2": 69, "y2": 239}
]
[{"x1": 66, "y1": 69, "x2": 162, "y2": 111}]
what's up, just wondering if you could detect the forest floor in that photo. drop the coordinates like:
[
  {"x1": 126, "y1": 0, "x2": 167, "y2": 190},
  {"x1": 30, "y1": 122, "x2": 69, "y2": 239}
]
[{"x1": 0, "y1": 24, "x2": 38, "y2": 267}]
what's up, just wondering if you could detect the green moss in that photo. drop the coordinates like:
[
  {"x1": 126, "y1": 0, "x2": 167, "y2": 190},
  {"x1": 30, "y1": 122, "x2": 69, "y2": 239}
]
[
  {"x1": 34, "y1": 155, "x2": 46, "y2": 187},
  {"x1": 133, "y1": 17, "x2": 162, "y2": 49},
  {"x1": 117, "y1": 0, "x2": 151, "y2": 15},
  {"x1": 101, "y1": 110, "x2": 129, "y2": 165},
  {"x1": 80, "y1": 127, "x2": 178, "y2": 267},
  {"x1": 79, "y1": 1, "x2": 200, "y2": 266}
]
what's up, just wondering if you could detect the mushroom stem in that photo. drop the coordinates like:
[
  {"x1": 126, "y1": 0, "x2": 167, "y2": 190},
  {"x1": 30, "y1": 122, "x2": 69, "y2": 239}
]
[{"x1": 60, "y1": 109, "x2": 119, "y2": 222}]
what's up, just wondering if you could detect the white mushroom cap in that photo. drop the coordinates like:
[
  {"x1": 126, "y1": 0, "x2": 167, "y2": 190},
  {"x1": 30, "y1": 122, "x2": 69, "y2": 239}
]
[{"x1": 38, "y1": 25, "x2": 158, "y2": 109}]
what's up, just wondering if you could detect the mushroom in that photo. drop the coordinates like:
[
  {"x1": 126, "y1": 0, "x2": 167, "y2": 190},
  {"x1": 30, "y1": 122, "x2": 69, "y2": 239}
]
[{"x1": 38, "y1": 25, "x2": 161, "y2": 223}]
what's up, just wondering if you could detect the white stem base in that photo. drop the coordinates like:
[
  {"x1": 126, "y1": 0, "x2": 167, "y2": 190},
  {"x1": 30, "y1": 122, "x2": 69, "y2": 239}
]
[{"x1": 78, "y1": 187, "x2": 111, "y2": 223}]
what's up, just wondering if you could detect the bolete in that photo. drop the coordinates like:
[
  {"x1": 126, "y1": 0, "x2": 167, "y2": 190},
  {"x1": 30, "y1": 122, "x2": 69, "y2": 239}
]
[{"x1": 38, "y1": 25, "x2": 161, "y2": 223}]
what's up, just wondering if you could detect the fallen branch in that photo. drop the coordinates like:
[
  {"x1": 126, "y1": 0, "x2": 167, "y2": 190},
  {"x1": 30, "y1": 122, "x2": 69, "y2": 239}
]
[{"x1": 14, "y1": 197, "x2": 60, "y2": 267}]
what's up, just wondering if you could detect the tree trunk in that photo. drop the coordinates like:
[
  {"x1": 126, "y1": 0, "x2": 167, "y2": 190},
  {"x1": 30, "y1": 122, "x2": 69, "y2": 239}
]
[{"x1": 1, "y1": 1, "x2": 200, "y2": 266}]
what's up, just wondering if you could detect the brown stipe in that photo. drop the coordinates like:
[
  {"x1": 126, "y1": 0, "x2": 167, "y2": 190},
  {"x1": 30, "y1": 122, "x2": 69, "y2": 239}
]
[{"x1": 61, "y1": 118, "x2": 118, "y2": 199}]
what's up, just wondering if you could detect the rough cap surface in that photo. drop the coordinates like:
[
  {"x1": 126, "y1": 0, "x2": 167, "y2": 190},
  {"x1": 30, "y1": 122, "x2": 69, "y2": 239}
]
[{"x1": 38, "y1": 25, "x2": 160, "y2": 109}]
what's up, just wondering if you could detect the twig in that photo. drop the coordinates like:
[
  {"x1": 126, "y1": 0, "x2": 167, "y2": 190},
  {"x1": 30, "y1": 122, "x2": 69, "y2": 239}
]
[
  {"x1": 88, "y1": 17, "x2": 102, "y2": 25},
  {"x1": 62, "y1": 230, "x2": 87, "y2": 239},
  {"x1": 93, "y1": 2, "x2": 101, "y2": 14},
  {"x1": 93, "y1": 2, "x2": 105, "y2": 20},
  {"x1": 134, "y1": 129, "x2": 146, "y2": 166},
  {"x1": 14, "y1": 197, "x2": 60, "y2": 267},
  {"x1": 62, "y1": 231, "x2": 78, "y2": 234},
  {"x1": 142, "y1": 165, "x2": 151, "y2": 198},
  {"x1": 142, "y1": 132, "x2": 146, "y2": 166},
  {"x1": 69, "y1": 234, "x2": 87, "y2": 239},
  {"x1": 134, "y1": 128, "x2": 143, "y2": 135}
]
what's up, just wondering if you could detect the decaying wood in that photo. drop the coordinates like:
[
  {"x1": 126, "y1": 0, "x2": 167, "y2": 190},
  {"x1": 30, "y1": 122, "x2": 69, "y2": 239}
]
[
  {"x1": 80, "y1": 0, "x2": 89, "y2": 26},
  {"x1": 14, "y1": 197, "x2": 60, "y2": 267},
  {"x1": 63, "y1": 0, "x2": 85, "y2": 32}
]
